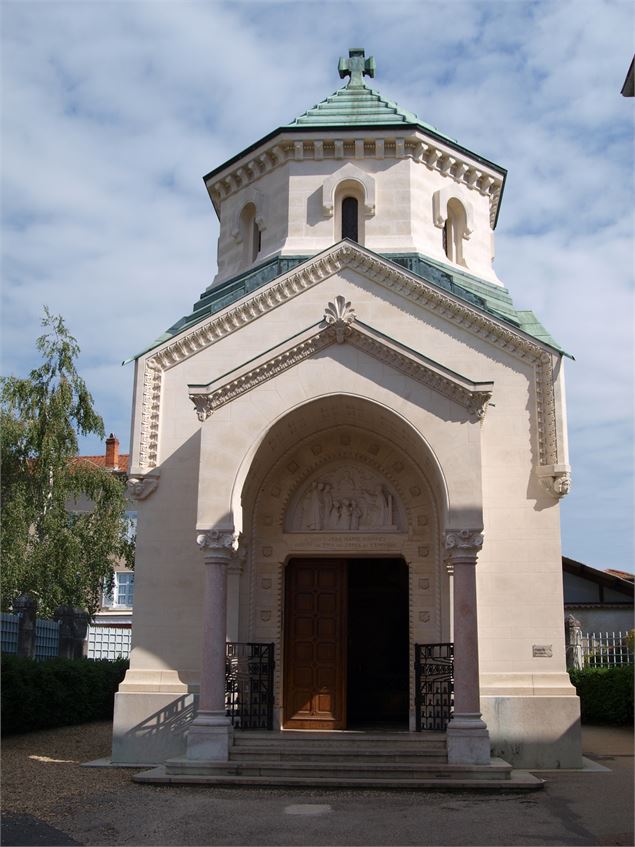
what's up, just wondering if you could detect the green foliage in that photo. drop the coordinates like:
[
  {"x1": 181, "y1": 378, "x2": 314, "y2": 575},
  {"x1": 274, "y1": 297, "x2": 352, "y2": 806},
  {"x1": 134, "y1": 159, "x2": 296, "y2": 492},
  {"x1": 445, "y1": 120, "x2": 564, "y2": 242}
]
[
  {"x1": 1, "y1": 308, "x2": 134, "y2": 617},
  {"x1": 569, "y1": 665, "x2": 634, "y2": 725},
  {"x1": 1, "y1": 655, "x2": 128, "y2": 735}
]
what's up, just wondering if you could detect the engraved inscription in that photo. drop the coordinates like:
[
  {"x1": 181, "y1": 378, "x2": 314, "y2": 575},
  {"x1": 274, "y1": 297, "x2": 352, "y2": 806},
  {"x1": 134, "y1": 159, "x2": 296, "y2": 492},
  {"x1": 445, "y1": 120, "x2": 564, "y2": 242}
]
[{"x1": 532, "y1": 644, "x2": 553, "y2": 658}]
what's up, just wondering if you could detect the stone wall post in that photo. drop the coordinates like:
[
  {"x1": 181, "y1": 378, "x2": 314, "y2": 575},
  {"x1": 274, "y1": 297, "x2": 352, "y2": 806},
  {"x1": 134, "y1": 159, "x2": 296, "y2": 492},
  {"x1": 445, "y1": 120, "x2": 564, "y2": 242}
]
[
  {"x1": 184, "y1": 530, "x2": 236, "y2": 762},
  {"x1": 54, "y1": 605, "x2": 75, "y2": 659},
  {"x1": 445, "y1": 529, "x2": 490, "y2": 765},
  {"x1": 14, "y1": 593, "x2": 37, "y2": 659}
]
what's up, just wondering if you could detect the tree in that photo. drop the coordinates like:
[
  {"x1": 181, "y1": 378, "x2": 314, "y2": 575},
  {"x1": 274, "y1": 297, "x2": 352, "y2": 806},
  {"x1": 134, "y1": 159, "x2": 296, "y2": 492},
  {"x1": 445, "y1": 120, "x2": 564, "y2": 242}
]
[{"x1": 1, "y1": 308, "x2": 134, "y2": 617}]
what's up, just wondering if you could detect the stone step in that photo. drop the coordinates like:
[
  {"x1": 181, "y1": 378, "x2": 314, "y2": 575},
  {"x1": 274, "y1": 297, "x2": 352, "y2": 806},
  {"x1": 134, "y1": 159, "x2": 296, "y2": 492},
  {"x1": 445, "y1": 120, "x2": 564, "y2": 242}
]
[
  {"x1": 164, "y1": 757, "x2": 513, "y2": 782},
  {"x1": 229, "y1": 748, "x2": 448, "y2": 764},
  {"x1": 231, "y1": 732, "x2": 446, "y2": 751},
  {"x1": 135, "y1": 763, "x2": 544, "y2": 791}
]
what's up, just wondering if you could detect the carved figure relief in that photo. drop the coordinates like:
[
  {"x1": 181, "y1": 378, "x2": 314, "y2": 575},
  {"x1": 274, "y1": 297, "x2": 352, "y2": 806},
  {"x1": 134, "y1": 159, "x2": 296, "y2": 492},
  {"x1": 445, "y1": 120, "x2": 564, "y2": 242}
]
[{"x1": 288, "y1": 465, "x2": 402, "y2": 532}]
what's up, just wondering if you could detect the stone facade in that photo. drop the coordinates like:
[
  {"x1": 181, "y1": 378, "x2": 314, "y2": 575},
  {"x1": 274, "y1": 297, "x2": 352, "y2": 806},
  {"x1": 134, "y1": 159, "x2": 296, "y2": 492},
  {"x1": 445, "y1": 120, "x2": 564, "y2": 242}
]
[{"x1": 113, "y1": 51, "x2": 581, "y2": 770}]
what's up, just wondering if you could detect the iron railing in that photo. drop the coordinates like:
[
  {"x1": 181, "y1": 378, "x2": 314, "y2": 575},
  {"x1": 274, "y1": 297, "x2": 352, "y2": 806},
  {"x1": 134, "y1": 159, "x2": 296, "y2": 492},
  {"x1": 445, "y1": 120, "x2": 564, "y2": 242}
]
[
  {"x1": 414, "y1": 642, "x2": 454, "y2": 731},
  {"x1": 225, "y1": 642, "x2": 275, "y2": 730},
  {"x1": 582, "y1": 631, "x2": 633, "y2": 667}
]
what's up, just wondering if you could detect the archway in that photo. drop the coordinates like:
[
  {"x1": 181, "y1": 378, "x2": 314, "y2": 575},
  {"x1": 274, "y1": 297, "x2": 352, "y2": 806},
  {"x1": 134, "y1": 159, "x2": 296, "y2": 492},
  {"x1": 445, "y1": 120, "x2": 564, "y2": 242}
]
[{"x1": 237, "y1": 395, "x2": 450, "y2": 731}]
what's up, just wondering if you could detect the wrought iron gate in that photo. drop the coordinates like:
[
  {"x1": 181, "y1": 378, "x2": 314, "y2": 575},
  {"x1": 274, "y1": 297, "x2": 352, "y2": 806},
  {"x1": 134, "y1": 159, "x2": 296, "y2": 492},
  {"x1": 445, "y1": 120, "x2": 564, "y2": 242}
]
[
  {"x1": 414, "y1": 642, "x2": 454, "y2": 731},
  {"x1": 225, "y1": 642, "x2": 275, "y2": 730}
]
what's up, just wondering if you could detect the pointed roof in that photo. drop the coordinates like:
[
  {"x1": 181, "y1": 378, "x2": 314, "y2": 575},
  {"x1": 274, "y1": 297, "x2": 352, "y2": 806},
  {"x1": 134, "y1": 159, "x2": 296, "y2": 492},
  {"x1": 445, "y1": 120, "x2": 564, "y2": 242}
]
[{"x1": 287, "y1": 83, "x2": 455, "y2": 142}]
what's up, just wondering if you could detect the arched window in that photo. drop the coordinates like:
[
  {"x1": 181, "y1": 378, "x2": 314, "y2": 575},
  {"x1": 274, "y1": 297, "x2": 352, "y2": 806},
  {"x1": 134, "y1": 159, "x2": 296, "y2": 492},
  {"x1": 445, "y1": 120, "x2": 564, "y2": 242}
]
[
  {"x1": 443, "y1": 198, "x2": 468, "y2": 267},
  {"x1": 333, "y1": 180, "x2": 364, "y2": 245},
  {"x1": 341, "y1": 197, "x2": 359, "y2": 242},
  {"x1": 239, "y1": 202, "x2": 261, "y2": 265}
]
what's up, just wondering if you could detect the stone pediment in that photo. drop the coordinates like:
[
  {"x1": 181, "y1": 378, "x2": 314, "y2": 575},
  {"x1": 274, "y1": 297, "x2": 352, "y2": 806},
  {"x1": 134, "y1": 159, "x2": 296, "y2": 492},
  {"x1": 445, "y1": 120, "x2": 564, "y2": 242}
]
[
  {"x1": 188, "y1": 295, "x2": 494, "y2": 423},
  {"x1": 134, "y1": 242, "x2": 563, "y2": 481}
]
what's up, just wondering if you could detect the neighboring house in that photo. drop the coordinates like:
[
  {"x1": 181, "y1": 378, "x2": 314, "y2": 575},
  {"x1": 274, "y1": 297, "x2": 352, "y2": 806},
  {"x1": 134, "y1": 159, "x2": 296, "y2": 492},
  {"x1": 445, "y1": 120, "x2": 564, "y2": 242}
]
[
  {"x1": 114, "y1": 48, "x2": 582, "y2": 777},
  {"x1": 75, "y1": 434, "x2": 135, "y2": 659},
  {"x1": 563, "y1": 556, "x2": 634, "y2": 632}
]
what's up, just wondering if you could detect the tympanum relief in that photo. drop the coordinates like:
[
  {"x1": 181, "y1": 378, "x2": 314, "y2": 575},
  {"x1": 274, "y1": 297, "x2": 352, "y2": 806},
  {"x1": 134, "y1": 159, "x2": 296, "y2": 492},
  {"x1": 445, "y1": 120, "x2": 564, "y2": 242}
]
[{"x1": 287, "y1": 465, "x2": 403, "y2": 532}]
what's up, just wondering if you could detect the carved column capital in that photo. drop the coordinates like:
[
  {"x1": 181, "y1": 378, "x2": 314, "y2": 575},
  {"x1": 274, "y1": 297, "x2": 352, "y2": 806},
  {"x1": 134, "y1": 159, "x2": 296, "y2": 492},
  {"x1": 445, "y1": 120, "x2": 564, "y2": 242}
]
[
  {"x1": 127, "y1": 471, "x2": 160, "y2": 501},
  {"x1": 196, "y1": 529, "x2": 241, "y2": 562},
  {"x1": 445, "y1": 529, "x2": 484, "y2": 561}
]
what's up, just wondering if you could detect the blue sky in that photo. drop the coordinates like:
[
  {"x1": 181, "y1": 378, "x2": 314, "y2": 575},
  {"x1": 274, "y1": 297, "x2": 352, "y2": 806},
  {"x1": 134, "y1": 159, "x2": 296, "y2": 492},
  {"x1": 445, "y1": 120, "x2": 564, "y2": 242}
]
[{"x1": 2, "y1": 0, "x2": 633, "y2": 570}]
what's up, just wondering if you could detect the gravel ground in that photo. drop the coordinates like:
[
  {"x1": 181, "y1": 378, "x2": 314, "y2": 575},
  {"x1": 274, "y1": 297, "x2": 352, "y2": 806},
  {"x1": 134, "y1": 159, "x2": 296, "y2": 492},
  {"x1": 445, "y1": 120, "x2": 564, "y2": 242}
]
[
  {"x1": 2, "y1": 721, "x2": 133, "y2": 824},
  {"x1": 2, "y1": 722, "x2": 633, "y2": 847}
]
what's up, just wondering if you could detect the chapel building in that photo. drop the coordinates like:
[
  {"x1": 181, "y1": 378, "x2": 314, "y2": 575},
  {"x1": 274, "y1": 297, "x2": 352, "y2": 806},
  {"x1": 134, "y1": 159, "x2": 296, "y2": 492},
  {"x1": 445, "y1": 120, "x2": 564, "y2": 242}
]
[{"x1": 115, "y1": 50, "x2": 582, "y2": 781}]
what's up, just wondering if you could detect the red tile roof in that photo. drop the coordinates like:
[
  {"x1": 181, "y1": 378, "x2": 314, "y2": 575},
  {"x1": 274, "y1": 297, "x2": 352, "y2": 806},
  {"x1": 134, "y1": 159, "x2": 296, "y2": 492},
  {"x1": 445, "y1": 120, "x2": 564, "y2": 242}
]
[{"x1": 74, "y1": 453, "x2": 129, "y2": 474}]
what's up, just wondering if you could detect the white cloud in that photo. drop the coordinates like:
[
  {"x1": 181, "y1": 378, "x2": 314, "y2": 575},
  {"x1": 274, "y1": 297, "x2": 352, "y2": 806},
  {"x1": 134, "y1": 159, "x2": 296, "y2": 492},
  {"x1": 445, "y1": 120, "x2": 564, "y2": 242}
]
[{"x1": 2, "y1": 0, "x2": 633, "y2": 569}]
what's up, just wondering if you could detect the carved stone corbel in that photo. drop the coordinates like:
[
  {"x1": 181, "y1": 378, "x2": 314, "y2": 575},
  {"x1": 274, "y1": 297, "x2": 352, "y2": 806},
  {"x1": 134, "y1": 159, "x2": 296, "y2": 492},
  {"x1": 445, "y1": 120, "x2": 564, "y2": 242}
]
[
  {"x1": 324, "y1": 295, "x2": 355, "y2": 343},
  {"x1": 127, "y1": 471, "x2": 160, "y2": 501},
  {"x1": 467, "y1": 392, "x2": 492, "y2": 421},
  {"x1": 191, "y1": 395, "x2": 213, "y2": 422},
  {"x1": 536, "y1": 464, "x2": 572, "y2": 499}
]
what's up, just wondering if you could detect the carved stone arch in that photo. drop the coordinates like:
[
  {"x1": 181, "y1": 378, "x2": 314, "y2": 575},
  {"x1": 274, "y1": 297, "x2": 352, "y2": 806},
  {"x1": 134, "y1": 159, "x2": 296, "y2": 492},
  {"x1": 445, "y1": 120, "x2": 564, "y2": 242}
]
[
  {"x1": 323, "y1": 163, "x2": 376, "y2": 218},
  {"x1": 229, "y1": 394, "x2": 451, "y2": 536},
  {"x1": 432, "y1": 185, "x2": 474, "y2": 239},
  {"x1": 231, "y1": 186, "x2": 268, "y2": 243}
]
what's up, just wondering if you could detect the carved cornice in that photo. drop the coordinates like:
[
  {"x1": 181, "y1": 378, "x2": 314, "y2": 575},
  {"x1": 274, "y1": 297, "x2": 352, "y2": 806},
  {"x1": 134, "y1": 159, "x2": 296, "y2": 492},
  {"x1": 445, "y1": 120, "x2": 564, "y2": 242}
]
[
  {"x1": 188, "y1": 306, "x2": 493, "y2": 424},
  {"x1": 445, "y1": 529, "x2": 484, "y2": 560},
  {"x1": 206, "y1": 132, "x2": 503, "y2": 228},
  {"x1": 136, "y1": 242, "x2": 559, "y2": 475}
]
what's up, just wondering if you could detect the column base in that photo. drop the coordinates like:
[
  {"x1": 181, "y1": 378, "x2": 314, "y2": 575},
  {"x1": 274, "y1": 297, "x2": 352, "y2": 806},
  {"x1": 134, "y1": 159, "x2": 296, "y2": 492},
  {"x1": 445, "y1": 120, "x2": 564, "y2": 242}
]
[
  {"x1": 185, "y1": 711, "x2": 232, "y2": 762},
  {"x1": 447, "y1": 713, "x2": 491, "y2": 765}
]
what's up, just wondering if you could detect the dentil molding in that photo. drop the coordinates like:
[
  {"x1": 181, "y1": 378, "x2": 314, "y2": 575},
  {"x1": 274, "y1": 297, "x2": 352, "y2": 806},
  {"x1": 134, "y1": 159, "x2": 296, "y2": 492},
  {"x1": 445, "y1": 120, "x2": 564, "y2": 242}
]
[{"x1": 206, "y1": 133, "x2": 503, "y2": 229}]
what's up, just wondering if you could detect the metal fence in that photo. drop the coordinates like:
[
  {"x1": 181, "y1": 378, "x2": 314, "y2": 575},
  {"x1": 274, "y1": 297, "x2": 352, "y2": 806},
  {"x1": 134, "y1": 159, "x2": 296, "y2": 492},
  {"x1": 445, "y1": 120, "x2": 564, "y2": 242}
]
[
  {"x1": 414, "y1": 642, "x2": 454, "y2": 731},
  {"x1": 225, "y1": 642, "x2": 275, "y2": 730},
  {"x1": 1, "y1": 612, "x2": 20, "y2": 654},
  {"x1": 87, "y1": 626, "x2": 132, "y2": 660},
  {"x1": 35, "y1": 619, "x2": 61, "y2": 660},
  {"x1": 582, "y1": 631, "x2": 633, "y2": 667}
]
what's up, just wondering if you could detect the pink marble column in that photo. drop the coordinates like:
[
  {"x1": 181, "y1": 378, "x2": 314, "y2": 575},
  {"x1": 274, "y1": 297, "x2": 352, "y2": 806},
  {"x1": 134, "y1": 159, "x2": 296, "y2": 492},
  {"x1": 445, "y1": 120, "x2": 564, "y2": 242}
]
[
  {"x1": 185, "y1": 530, "x2": 235, "y2": 762},
  {"x1": 445, "y1": 529, "x2": 490, "y2": 765}
]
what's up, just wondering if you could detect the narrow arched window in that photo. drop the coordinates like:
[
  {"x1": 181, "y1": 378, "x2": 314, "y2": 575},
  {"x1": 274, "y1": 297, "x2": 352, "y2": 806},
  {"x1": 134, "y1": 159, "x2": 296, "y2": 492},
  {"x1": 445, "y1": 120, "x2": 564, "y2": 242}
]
[
  {"x1": 443, "y1": 199, "x2": 467, "y2": 267},
  {"x1": 341, "y1": 196, "x2": 359, "y2": 242},
  {"x1": 239, "y1": 202, "x2": 261, "y2": 266}
]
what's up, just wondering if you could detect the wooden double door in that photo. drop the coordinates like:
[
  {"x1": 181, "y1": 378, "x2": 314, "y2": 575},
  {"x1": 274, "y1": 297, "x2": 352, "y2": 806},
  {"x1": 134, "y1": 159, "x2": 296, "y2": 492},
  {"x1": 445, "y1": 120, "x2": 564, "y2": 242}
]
[{"x1": 283, "y1": 557, "x2": 409, "y2": 730}]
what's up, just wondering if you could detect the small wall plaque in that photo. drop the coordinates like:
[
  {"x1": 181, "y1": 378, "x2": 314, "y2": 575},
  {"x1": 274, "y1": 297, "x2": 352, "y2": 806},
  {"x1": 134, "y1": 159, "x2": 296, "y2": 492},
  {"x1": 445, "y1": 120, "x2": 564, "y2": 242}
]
[{"x1": 532, "y1": 644, "x2": 553, "y2": 658}]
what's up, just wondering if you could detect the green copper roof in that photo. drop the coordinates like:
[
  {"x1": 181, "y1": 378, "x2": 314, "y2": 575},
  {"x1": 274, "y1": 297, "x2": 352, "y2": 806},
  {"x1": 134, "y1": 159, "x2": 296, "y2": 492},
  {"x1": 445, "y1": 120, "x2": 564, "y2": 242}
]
[
  {"x1": 287, "y1": 83, "x2": 454, "y2": 141},
  {"x1": 127, "y1": 248, "x2": 569, "y2": 363}
]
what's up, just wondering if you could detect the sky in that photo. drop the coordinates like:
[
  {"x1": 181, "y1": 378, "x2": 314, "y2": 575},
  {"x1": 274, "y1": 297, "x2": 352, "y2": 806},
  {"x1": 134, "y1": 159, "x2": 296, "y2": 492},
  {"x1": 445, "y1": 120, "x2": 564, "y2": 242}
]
[{"x1": 2, "y1": 0, "x2": 633, "y2": 571}]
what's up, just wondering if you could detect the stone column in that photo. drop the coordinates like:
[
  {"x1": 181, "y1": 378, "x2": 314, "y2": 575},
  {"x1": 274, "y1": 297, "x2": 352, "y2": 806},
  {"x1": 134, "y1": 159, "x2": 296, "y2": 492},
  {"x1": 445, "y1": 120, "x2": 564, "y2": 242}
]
[
  {"x1": 445, "y1": 529, "x2": 490, "y2": 765},
  {"x1": 185, "y1": 530, "x2": 236, "y2": 762}
]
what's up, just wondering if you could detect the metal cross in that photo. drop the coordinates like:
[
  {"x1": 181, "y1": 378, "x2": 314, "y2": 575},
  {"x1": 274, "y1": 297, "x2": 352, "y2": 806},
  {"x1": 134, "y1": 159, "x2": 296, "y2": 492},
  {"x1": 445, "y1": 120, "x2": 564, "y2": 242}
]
[{"x1": 338, "y1": 48, "x2": 376, "y2": 88}]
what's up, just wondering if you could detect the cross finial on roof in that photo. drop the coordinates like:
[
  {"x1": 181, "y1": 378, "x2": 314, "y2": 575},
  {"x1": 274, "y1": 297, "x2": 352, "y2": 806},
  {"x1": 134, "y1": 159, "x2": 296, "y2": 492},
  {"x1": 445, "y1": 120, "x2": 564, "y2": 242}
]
[{"x1": 338, "y1": 48, "x2": 376, "y2": 88}]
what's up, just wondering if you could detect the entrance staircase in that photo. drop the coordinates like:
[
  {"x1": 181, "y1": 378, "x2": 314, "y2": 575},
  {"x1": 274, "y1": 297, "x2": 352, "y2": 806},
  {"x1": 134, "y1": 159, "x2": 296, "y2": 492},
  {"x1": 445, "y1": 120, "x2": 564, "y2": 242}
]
[{"x1": 133, "y1": 731, "x2": 544, "y2": 789}]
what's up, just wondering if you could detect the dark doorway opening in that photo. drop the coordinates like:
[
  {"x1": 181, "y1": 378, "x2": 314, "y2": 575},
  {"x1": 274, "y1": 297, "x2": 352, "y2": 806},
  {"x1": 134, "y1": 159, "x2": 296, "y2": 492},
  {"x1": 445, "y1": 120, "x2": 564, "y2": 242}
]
[{"x1": 347, "y1": 558, "x2": 409, "y2": 728}]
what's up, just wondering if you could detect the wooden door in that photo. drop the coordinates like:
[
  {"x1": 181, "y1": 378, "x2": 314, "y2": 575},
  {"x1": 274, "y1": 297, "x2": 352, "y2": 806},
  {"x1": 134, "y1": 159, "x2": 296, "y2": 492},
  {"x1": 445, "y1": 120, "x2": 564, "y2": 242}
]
[{"x1": 283, "y1": 559, "x2": 347, "y2": 729}]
